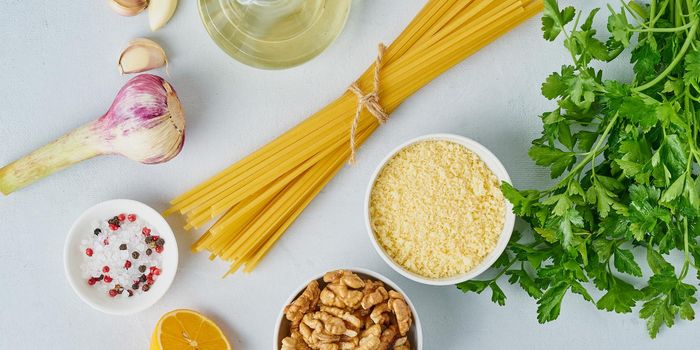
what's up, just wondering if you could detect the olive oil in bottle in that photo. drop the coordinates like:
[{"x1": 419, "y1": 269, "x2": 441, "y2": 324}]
[{"x1": 198, "y1": 0, "x2": 352, "y2": 69}]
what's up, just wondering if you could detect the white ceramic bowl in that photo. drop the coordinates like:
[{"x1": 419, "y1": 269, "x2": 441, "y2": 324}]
[
  {"x1": 273, "y1": 268, "x2": 423, "y2": 350},
  {"x1": 64, "y1": 199, "x2": 178, "y2": 315},
  {"x1": 365, "y1": 133, "x2": 515, "y2": 286}
]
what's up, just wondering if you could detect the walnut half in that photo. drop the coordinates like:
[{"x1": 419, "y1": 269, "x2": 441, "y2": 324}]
[{"x1": 285, "y1": 280, "x2": 321, "y2": 327}]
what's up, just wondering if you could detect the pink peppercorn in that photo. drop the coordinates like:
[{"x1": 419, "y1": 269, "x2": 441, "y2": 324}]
[
  {"x1": 104, "y1": 275, "x2": 113, "y2": 283},
  {"x1": 85, "y1": 248, "x2": 93, "y2": 257},
  {"x1": 108, "y1": 289, "x2": 117, "y2": 297},
  {"x1": 103, "y1": 238, "x2": 109, "y2": 245},
  {"x1": 124, "y1": 260, "x2": 132, "y2": 269},
  {"x1": 142, "y1": 227, "x2": 151, "y2": 236},
  {"x1": 87, "y1": 278, "x2": 96, "y2": 286},
  {"x1": 118, "y1": 213, "x2": 126, "y2": 221},
  {"x1": 109, "y1": 223, "x2": 119, "y2": 231},
  {"x1": 152, "y1": 267, "x2": 161, "y2": 276},
  {"x1": 102, "y1": 266, "x2": 110, "y2": 273},
  {"x1": 155, "y1": 246, "x2": 164, "y2": 254},
  {"x1": 127, "y1": 214, "x2": 136, "y2": 222}
]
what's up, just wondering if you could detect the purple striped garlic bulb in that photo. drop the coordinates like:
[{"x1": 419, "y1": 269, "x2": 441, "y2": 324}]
[{"x1": 0, "y1": 74, "x2": 185, "y2": 195}]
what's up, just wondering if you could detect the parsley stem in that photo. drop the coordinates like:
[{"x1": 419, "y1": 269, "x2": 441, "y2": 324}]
[
  {"x1": 560, "y1": 20, "x2": 580, "y2": 68},
  {"x1": 675, "y1": 0, "x2": 682, "y2": 26},
  {"x1": 618, "y1": 1, "x2": 649, "y2": 28},
  {"x1": 687, "y1": 0, "x2": 696, "y2": 26},
  {"x1": 630, "y1": 21, "x2": 694, "y2": 32},
  {"x1": 682, "y1": 88, "x2": 700, "y2": 164},
  {"x1": 633, "y1": 19, "x2": 699, "y2": 92},
  {"x1": 652, "y1": 0, "x2": 670, "y2": 24},
  {"x1": 489, "y1": 257, "x2": 518, "y2": 282},
  {"x1": 679, "y1": 218, "x2": 690, "y2": 279}
]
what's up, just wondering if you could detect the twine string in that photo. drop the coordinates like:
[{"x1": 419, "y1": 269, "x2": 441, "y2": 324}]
[{"x1": 348, "y1": 43, "x2": 388, "y2": 164}]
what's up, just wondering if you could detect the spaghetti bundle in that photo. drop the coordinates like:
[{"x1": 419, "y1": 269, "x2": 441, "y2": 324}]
[{"x1": 166, "y1": 0, "x2": 543, "y2": 276}]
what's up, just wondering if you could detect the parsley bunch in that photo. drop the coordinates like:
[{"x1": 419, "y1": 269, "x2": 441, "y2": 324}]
[{"x1": 458, "y1": 0, "x2": 700, "y2": 338}]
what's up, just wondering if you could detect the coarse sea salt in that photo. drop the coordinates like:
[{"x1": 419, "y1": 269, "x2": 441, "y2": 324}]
[{"x1": 80, "y1": 214, "x2": 165, "y2": 299}]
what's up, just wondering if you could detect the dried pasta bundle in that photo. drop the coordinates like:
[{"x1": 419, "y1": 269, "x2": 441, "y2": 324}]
[{"x1": 166, "y1": 0, "x2": 544, "y2": 276}]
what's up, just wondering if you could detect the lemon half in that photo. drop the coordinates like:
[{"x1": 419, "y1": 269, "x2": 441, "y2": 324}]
[{"x1": 150, "y1": 309, "x2": 232, "y2": 350}]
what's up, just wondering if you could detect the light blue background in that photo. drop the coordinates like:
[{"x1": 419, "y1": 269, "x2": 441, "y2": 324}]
[{"x1": 1, "y1": 1, "x2": 697, "y2": 349}]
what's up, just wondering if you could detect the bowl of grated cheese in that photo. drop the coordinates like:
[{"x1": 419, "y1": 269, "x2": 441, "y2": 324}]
[{"x1": 365, "y1": 134, "x2": 515, "y2": 286}]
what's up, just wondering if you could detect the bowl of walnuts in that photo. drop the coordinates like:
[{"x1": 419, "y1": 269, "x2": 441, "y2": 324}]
[{"x1": 274, "y1": 268, "x2": 422, "y2": 350}]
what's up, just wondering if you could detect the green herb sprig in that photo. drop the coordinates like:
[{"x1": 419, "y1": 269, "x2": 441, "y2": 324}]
[{"x1": 458, "y1": 0, "x2": 700, "y2": 338}]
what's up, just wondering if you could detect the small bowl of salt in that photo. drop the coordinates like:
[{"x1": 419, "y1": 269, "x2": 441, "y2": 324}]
[{"x1": 64, "y1": 199, "x2": 178, "y2": 315}]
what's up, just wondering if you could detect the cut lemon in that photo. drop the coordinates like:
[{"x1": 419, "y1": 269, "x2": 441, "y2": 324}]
[{"x1": 150, "y1": 309, "x2": 232, "y2": 350}]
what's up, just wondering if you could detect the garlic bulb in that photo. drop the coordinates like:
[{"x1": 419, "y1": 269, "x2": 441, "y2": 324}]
[
  {"x1": 149, "y1": 0, "x2": 178, "y2": 31},
  {"x1": 109, "y1": 0, "x2": 149, "y2": 16},
  {"x1": 118, "y1": 38, "x2": 168, "y2": 75},
  {"x1": 0, "y1": 74, "x2": 185, "y2": 195}
]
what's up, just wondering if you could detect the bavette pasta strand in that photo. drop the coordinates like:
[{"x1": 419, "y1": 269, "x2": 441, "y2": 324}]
[{"x1": 166, "y1": 0, "x2": 544, "y2": 276}]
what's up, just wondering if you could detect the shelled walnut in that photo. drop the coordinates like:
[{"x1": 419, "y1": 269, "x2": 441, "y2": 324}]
[{"x1": 281, "y1": 270, "x2": 413, "y2": 350}]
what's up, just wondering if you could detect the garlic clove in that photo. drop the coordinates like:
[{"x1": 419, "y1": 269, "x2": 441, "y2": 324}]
[
  {"x1": 118, "y1": 38, "x2": 168, "y2": 75},
  {"x1": 109, "y1": 0, "x2": 149, "y2": 17},
  {"x1": 148, "y1": 0, "x2": 178, "y2": 31}
]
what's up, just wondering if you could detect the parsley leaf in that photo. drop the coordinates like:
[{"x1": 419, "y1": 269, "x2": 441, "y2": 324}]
[
  {"x1": 596, "y1": 277, "x2": 642, "y2": 313},
  {"x1": 456, "y1": 280, "x2": 489, "y2": 294},
  {"x1": 507, "y1": 269, "x2": 543, "y2": 299},
  {"x1": 607, "y1": 10, "x2": 631, "y2": 47},
  {"x1": 613, "y1": 247, "x2": 642, "y2": 277},
  {"x1": 542, "y1": 66, "x2": 575, "y2": 99},
  {"x1": 490, "y1": 282, "x2": 507, "y2": 306},
  {"x1": 537, "y1": 282, "x2": 570, "y2": 323},
  {"x1": 632, "y1": 41, "x2": 661, "y2": 81},
  {"x1": 640, "y1": 296, "x2": 675, "y2": 339},
  {"x1": 542, "y1": 0, "x2": 575, "y2": 41},
  {"x1": 618, "y1": 96, "x2": 658, "y2": 130},
  {"x1": 457, "y1": 280, "x2": 507, "y2": 307},
  {"x1": 528, "y1": 145, "x2": 575, "y2": 178},
  {"x1": 684, "y1": 49, "x2": 700, "y2": 84}
]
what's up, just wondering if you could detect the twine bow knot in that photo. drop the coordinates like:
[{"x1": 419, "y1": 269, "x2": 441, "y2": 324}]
[{"x1": 348, "y1": 43, "x2": 388, "y2": 164}]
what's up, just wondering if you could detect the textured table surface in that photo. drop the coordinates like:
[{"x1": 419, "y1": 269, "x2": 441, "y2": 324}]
[{"x1": 1, "y1": 0, "x2": 698, "y2": 349}]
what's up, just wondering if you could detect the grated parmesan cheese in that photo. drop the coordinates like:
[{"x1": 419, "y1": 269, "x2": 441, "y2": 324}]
[{"x1": 369, "y1": 140, "x2": 506, "y2": 279}]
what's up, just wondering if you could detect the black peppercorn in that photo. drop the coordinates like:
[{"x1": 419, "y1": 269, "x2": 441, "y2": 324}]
[
  {"x1": 138, "y1": 265, "x2": 147, "y2": 273},
  {"x1": 127, "y1": 290, "x2": 134, "y2": 297},
  {"x1": 146, "y1": 248, "x2": 152, "y2": 256},
  {"x1": 94, "y1": 228, "x2": 101, "y2": 236},
  {"x1": 132, "y1": 283, "x2": 140, "y2": 290},
  {"x1": 142, "y1": 284, "x2": 150, "y2": 292},
  {"x1": 132, "y1": 251, "x2": 140, "y2": 259},
  {"x1": 156, "y1": 238, "x2": 165, "y2": 246},
  {"x1": 140, "y1": 274, "x2": 147, "y2": 282},
  {"x1": 119, "y1": 244, "x2": 127, "y2": 250},
  {"x1": 107, "y1": 216, "x2": 121, "y2": 227}
]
